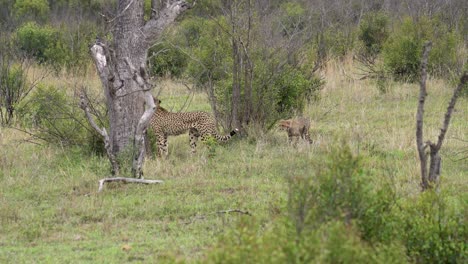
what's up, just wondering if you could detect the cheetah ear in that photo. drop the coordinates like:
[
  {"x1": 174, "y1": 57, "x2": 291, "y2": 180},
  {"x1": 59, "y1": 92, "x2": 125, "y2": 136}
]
[
  {"x1": 152, "y1": 96, "x2": 161, "y2": 105},
  {"x1": 278, "y1": 120, "x2": 289, "y2": 128}
]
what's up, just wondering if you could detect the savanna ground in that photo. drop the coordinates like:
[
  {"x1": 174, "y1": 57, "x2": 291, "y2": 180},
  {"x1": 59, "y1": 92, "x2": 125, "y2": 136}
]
[{"x1": 0, "y1": 59, "x2": 466, "y2": 263}]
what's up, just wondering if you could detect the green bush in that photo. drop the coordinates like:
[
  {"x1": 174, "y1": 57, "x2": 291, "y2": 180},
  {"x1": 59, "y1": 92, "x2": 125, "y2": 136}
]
[
  {"x1": 17, "y1": 84, "x2": 104, "y2": 154},
  {"x1": 399, "y1": 191, "x2": 466, "y2": 263},
  {"x1": 46, "y1": 22, "x2": 96, "y2": 74},
  {"x1": 17, "y1": 84, "x2": 85, "y2": 146},
  {"x1": 358, "y1": 12, "x2": 389, "y2": 57},
  {"x1": 180, "y1": 15, "x2": 324, "y2": 129},
  {"x1": 16, "y1": 21, "x2": 94, "y2": 73},
  {"x1": 382, "y1": 17, "x2": 462, "y2": 82},
  {"x1": 275, "y1": 66, "x2": 323, "y2": 114},
  {"x1": 16, "y1": 22, "x2": 57, "y2": 63},
  {"x1": 148, "y1": 42, "x2": 187, "y2": 78}
]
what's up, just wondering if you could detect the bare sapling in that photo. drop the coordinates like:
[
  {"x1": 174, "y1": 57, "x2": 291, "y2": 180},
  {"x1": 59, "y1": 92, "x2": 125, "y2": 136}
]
[{"x1": 416, "y1": 41, "x2": 468, "y2": 191}]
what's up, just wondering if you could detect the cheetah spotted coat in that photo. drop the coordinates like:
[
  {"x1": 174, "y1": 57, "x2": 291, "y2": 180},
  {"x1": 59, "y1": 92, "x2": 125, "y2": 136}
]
[{"x1": 149, "y1": 101, "x2": 237, "y2": 156}]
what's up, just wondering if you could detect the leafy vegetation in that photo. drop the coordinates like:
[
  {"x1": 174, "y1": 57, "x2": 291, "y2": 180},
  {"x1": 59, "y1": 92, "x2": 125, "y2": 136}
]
[{"x1": 382, "y1": 16, "x2": 463, "y2": 82}]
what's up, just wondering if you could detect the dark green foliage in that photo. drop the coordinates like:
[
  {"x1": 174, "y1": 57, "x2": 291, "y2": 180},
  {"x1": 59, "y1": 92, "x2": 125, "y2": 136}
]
[
  {"x1": 183, "y1": 17, "x2": 230, "y2": 85},
  {"x1": 179, "y1": 16, "x2": 324, "y2": 128},
  {"x1": 17, "y1": 84, "x2": 105, "y2": 155},
  {"x1": 382, "y1": 17, "x2": 462, "y2": 82},
  {"x1": 279, "y1": 2, "x2": 306, "y2": 36},
  {"x1": 16, "y1": 22, "x2": 57, "y2": 63},
  {"x1": 324, "y1": 27, "x2": 356, "y2": 58},
  {"x1": 358, "y1": 12, "x2": 389, "y2": 57},
  {"x1": 16, "y1": 21, "x2": 95, "y2": 73},
  {"x1": 148, "y1": 42, "x2": 188, "y2": 78},
  {"x1": 399, "y1": 191, "x2": 467, "y2": 263},
  {"x1": 46, "y1": 22, "x2": 96, "y2": 74},
  {"x1": 276, "y1": 66, "x2": 323, "y2": 114}
]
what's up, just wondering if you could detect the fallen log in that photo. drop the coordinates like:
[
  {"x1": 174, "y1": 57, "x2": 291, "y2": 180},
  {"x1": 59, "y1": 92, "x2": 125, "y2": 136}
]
[{"x1": 98, "y1": 177, "x2": 163, "y2": 192}]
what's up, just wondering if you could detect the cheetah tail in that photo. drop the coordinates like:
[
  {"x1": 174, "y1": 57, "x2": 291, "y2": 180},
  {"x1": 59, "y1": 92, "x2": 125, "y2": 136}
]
[{"x1": 216, "y1": 128, "x2": 239, "y2": 141}]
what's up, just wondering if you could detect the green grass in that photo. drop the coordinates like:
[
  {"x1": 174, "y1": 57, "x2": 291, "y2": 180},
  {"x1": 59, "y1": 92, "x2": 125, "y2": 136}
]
[{"x1": 0, "y1": 70, "x2": 466, "y2": 262}]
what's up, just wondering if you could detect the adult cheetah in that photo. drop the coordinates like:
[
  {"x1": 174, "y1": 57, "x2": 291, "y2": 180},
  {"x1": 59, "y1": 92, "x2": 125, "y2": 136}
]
[{"x1": 149, "y1": 98, "x2": 238, "y2": 156}]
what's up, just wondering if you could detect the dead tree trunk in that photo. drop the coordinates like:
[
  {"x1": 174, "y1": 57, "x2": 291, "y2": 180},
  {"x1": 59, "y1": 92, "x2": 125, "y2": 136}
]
[
  {"x1": 416, "y1": 41, "x2": 468, "y2": 191},
  {"x1": 84, "y1": 0, "x2": 191, "y2": 177}
]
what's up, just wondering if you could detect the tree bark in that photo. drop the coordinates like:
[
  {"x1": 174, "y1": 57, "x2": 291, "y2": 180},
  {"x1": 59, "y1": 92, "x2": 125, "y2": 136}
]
[
  {"x1": 86, "y1": 0, "x2": 190, "y2": 177},
  {"x1": 416, "y1": 42, "x2": 431, "y2": 190}
]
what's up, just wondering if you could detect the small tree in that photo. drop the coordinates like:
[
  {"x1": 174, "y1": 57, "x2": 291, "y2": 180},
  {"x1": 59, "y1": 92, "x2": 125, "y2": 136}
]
[{"x1": 416, "y1": 41, "x2": 468, "y2": 191}]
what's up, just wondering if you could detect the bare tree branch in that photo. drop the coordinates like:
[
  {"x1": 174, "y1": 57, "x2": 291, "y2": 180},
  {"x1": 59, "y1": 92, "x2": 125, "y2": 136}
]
[
  {"x1": 142, "y1": 1, "x2": 192, "y2": 49},
  {"x1": 435, "y1": 73, "x2": 468, "y2": 150},
  {"x1": 217, "y1": 209, "x2": 252, "y2": 216},
  {"x1": 80, "y1": 93, "x2": 120, "y2": 176},
  {"x1": 98, "y1": 177, "x2": 163, "y2": 192}
]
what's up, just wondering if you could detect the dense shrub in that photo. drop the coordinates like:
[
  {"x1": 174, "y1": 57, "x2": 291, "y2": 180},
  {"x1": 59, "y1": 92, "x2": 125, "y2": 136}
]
[
  {"x1": 147, "y1": 42, "x2": 187, "y2": 78},
  {"x1": 184, "y1": 17, "x2": 231, "y2": 85},
  {"x1": 17, "y1": 84, "x2": 85, "y2": 145},
  {"x1": 17, "y1": 84, "x2": 104, "y2": 154},
  {"x1": 399, "y1": 191, "x2": 466, "y2": 263},
  {"x1": 278, "y1": 2, "x2": 306, "y2": 36},
  {"x1": 275, "y1": 66, "x2": 323, "y2": 114},
  {"x1": 382, "y1": 17, "x2": 462, "y2": 82},
  {"x1": 16, "y1": 21, "x2": 94, "y2": 73},
  {"x1": 358, "y1": 12, "x2": 389, "y2": 57},
  {"x1": 16, "y1": 22, "x2": 57, "y2": 63},
  {"x1": 46, "y1": 22, "x2": 96, "y2": 74},
  {"x1": 181, "y1": 17, "x2": 323, "y2": 129}
]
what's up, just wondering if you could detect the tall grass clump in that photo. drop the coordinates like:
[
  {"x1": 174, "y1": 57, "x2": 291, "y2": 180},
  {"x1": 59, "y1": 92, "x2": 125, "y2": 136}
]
[{"x1": 0, "y1": 55, "x2": 28, "y2": 125}]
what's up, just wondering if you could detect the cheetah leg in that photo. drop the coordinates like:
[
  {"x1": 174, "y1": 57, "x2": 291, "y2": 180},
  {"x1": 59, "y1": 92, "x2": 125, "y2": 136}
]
[
  {"x1": 304, "y1": 132, "x2": 312, "y2": 144},
  {"x1": 157, "y1": 134, "x2": 169, "y2": 157},
  {"x1": 189, "y1": 128, "x2": 200, "y2": 154}
]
